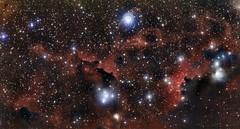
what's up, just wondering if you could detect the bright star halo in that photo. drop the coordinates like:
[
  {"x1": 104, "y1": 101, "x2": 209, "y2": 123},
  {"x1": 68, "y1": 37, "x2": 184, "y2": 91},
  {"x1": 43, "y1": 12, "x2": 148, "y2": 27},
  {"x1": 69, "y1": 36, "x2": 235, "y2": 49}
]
[{"x1": 121, "y1": 12, "x2": 136, "y2": 27}]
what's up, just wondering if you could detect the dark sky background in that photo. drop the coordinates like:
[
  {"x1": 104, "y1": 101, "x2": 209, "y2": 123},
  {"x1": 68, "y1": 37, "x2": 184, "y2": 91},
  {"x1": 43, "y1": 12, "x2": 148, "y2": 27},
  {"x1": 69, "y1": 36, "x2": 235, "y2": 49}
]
[{"x1": 1, "y1": 0, "x2": 240, "y2": 129}]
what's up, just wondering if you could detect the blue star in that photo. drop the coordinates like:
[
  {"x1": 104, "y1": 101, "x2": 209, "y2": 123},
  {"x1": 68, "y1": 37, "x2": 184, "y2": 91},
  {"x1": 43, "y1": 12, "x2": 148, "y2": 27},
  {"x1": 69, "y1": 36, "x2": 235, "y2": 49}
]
[
  {"x1": 0, "y1": 32, "x2": 8, "y2": 41},
  {"x1": 28, "y1": 21, "x2": 36, "y2": 29},
  {"x1": 177, "y1": 55, "x2": 185, "y2": 63},
  {"x1": 42, "y1": 54, "x2": 48, "y2": 59},
  {"x1": 36, "y1": 18, "x2": 41, "y2": 23},
  {"x1": 70, "y1": 45, "x2": 77, "y2": 53},
  {"x1": 146, "y1": 92, "x2": 154, "y2": 102},
  {"x1": 28, "y1": 18, "x2": 41, "y2": 29},
  {"x1": 121, "y1": 12, "x2": 137, "y2": 28},
  {"x1": 123, "y1": 12, "x2": 134, "y2": 24}
]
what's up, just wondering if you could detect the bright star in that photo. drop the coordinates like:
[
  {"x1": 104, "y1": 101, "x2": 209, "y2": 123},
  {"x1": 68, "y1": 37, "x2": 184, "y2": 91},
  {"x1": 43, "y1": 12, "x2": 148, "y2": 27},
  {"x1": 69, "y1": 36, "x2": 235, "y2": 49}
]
[
  {"x1": 183, "y1": 119, "x2": 187, "y2": 123},
  {"x1": 192, "y1": 14, "x2": 197, "y2": 19},
  {"x1": 28, "y1": 21, "x2": 36, "y2": 28},
  {"x1": 181, "y1": 96, "x2": 185, "y2": 101},
  {"x1": 113, "y1": 113, "x2": 120, "y2": 121},
  {"x1": 42, "y1": 54, "x2": 48, "y2": 59},
  {"x1": 177, "y1": 55, "x2": 185, "y2": 63},
  {"x1": 213, "y1": 60, "x2": 220, "y2": 68},
  {"x1": 212, "y1": 68, "x2": 225, "y2": 82},
  {"x1": 72, "y1": 46, "x2": 76, "y2": 51},
  {"x1": 209, "y1": 42, "x2": 216, "y2": 49},
  {"x1": 146, "y1": 93, "x2": 153, "y2": 101},
  {"x1": 121, "y1": 12, "x2": 136, "y2": 28},
  {"x1": 163, "y1": 76, "x2": 172, "y2": 85},
  {"x1": 70, "y1": 45, "x2": 77, "y2": 53},
  {"x1": 36, "y1": 18, "x2": 41, "y2": 23},
  {"x1": 143, "y1": 74, "x2": 152, "y2": 81},
  {"x1": 123, "y1": 12, "x2": 134, "y2": 24},
  {"x1": 0, "y1": 32, "x2": 7, "y2": 40}
]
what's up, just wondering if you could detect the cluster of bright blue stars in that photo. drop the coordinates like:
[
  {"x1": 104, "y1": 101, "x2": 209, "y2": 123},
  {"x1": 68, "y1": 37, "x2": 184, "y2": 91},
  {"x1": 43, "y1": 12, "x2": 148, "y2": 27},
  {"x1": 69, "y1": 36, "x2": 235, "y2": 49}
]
[{"x1": 96, "y1": 87, "x2": 116, "y2": 105}]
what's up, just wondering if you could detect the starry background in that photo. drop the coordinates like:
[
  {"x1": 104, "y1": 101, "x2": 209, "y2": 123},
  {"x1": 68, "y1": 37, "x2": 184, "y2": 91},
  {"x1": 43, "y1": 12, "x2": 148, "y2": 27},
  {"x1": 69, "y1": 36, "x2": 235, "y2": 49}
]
[{"x1": 1, "y1": 0, "x2": 240, "y2": 129}]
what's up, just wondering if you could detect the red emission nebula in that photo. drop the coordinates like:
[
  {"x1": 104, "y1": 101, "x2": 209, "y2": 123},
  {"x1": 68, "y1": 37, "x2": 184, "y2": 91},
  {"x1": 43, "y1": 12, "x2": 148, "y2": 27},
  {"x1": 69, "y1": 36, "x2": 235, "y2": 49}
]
[{"x1": 1, "y1": 0, "x2": 240, "y2": 129}]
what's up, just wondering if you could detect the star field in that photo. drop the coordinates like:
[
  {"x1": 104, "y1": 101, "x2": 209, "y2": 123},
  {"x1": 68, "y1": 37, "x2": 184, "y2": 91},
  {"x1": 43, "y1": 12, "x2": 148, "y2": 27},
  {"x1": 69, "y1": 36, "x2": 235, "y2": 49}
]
[{"x1": 1, "y1": 0, "x2": 240, "y2": 129}]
